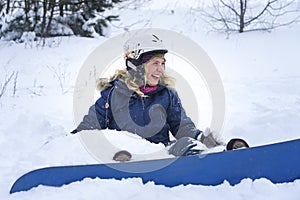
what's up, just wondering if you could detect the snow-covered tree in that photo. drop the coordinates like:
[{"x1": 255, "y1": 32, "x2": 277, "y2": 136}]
[{"x1": 0, "y1": 0, "x2": 123, "y2": 41}]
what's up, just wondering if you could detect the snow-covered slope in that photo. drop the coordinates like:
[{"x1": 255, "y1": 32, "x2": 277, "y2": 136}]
[{"x1": 1, "y1": 0, "x2": 300, "y2": 199}]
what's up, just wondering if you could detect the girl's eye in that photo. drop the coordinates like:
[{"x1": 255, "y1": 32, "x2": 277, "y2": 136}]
[{"x1": 153, "y1": 62, "x2": 165, "y2": 66}]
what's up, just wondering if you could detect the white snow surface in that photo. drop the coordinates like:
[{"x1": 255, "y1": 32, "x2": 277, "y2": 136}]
[{"x1": 1, "y1": 0, "x2": 300, "y2": 199}]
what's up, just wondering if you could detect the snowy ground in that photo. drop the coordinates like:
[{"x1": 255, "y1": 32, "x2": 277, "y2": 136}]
[{"x1": 1, "y1": 0, "x2": 300, "y2": 199}]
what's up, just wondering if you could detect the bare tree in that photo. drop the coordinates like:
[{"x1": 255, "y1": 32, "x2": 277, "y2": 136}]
[
  {"x1": 196, "y1": 0, "x2": 300, "y2": 33},
  {"x1": 0, "y1": 71, "x2": 16, "y2": 99},
  {"x1": 46, "y1": 64, "x2": 72, "y2": 94}
]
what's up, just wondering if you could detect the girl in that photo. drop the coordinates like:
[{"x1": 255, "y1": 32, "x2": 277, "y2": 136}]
[{"x1": 71, "y1": 33, "x2": 247, "y2": 160}]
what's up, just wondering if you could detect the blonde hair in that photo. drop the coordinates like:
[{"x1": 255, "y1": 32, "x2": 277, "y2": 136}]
[{"x1": 97, "y1": 67, "x2": 175, "y2": 97}]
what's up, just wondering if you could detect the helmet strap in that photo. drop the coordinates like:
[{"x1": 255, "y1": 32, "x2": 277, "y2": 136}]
[{"x1": 125, "y1": 59, "x2": 137, "y2": 71}]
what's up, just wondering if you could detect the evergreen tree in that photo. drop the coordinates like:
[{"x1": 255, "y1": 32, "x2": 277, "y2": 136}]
[{"x1": 0, "y1": 0, "x2": 123, "y2": 41}]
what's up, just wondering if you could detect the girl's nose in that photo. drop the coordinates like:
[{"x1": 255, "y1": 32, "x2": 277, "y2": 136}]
[{"x1": 157, "y1": 64, "x2": 165, "y2": 72}]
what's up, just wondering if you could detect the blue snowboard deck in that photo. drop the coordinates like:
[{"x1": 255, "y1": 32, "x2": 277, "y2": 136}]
[{"x1": 10, "y1": 138, "x2": 300, "y2": 194}]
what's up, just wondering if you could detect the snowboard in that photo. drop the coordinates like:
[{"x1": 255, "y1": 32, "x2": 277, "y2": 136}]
[{"x1": 10, "y1": 138, "x2": 300, "y2": 194}]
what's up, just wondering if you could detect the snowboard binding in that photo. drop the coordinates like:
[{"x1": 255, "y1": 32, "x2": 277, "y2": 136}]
[
  {"x1": 226, "y1": 138, "x2": 249, "y2": 151},
  {"x1": 113, "y1": 150, "x2": 132, "y2": 162}
]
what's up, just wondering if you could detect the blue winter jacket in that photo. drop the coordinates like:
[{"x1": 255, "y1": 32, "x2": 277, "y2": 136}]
[{"x1": 75, "y1": 79, "x2": 202, "y2": 145}]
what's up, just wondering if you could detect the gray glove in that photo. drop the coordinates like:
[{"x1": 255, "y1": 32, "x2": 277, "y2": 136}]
[
  {"x1": 198, "y1": 128, "x2": 224, "y2": 148},
  {"x1": 168, "y1": 137, "x2": 208, "y2": 157}
]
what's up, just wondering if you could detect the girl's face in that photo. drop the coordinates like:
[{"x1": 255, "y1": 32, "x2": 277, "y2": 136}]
[{"x1": 144, "y1": 57, "x2": 165, "y2": 86}]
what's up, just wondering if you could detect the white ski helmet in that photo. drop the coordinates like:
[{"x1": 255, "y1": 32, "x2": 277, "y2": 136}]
[{"x1": 123, "y1": 33, "x2": 168, "y2": 71}]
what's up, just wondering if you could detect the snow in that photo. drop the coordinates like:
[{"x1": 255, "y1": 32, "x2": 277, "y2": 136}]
[{"x1": 1, "y1": 0, "x2": 300, "y2": 199}]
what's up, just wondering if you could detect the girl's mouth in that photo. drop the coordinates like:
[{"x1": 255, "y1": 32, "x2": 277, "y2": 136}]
[{"x1": 152, "y1": 74, "x2": 160, "y2": 79}]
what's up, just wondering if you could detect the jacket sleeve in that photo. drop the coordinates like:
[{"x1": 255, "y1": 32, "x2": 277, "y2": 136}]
[
  {"x1": 74, "y1": 88, "x2": 112, "y2": 132},
  {"x1": 166, "y1": 89, "x2": 202, "y2": 140},
  {"x1": 75, "y1": 104, "x2": 102, "y2": 132}
]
